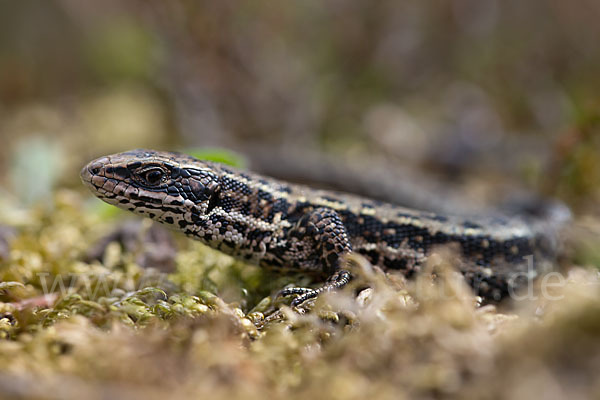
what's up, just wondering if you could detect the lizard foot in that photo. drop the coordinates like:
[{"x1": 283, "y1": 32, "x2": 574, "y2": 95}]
[{"x1": 280, "y1": 270, "x2": 352, "y2": 308}]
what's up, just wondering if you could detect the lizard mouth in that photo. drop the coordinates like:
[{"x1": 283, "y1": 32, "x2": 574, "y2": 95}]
[
  {"x1": 80, "y1": 164, "x2": 94, "y2": 185},
  {"x1": 80, "y1": 157, "x2": 111, "y2": 196}
]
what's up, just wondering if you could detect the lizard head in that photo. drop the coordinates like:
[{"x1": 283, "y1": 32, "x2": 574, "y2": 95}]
[{"x1": 81, "y1": 149, "x2": 221, "y2": 229}]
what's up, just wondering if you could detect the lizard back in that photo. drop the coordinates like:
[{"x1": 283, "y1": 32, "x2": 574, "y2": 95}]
[{"x1": 81, "y1": 149, "x2": 565, "y2": 300}]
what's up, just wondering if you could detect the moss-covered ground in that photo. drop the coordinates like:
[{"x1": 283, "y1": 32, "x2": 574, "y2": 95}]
[{"x1": 0, "y1": 189, "x2": 599, "y2": 400}]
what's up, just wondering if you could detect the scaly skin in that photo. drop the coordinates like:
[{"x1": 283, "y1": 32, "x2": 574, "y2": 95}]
[{"x1": 81, "y1": 149, "x2": 560, "y2": 304}]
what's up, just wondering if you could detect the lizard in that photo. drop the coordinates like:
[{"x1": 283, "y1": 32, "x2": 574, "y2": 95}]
[{"x1": 80, "y1": 149, "x2": 565, "y2": 305}]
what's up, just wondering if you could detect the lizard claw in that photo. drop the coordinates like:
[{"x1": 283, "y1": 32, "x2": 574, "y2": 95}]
[{"x1": 279, "y1": 270, "x2": 352, "y2": 307}]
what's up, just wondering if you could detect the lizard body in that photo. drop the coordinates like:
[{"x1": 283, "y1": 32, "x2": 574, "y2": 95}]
[{"x1": 81, "y1": 149, "x2": 561, "y2": 303}]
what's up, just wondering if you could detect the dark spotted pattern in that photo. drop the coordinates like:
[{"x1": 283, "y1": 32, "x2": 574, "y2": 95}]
[{"x1": 81, "y1": 149, "x2": 562, "y2": 302}]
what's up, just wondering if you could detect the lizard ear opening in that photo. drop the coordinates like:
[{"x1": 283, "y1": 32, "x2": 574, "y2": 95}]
[{"x1": 206, "y1": 186, "x2": 221, "y2": 214}]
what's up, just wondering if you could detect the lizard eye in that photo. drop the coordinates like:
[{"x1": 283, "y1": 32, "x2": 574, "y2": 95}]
[{"x1": 141, "y1": 168, "x2": 165, "y2": 186}]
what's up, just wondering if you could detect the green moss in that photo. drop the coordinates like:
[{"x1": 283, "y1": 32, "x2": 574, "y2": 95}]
[
  {"x1": 0, "y1": 190, "x2": 599, "y2": 399},
  {"x1": 184, "y1": 147, "x2": 248, "y2": 168}
]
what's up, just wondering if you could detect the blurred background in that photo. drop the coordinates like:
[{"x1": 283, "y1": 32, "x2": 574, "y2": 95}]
[
  {"x1": 1, "y1": 4, "x2": 600, "y2": 398},
  {"x1": 0, "y1": 0, "x2": 598, "y2": 213}
]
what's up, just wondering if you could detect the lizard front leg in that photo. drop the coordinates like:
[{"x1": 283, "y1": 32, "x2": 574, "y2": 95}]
[{"x1": 279, "y1": 207, "x2": 353, "y2": 307}]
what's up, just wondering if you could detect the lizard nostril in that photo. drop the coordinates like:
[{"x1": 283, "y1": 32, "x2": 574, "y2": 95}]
[{"x1": 88, "y1": 164, "x2": 102, "y2": 175}]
